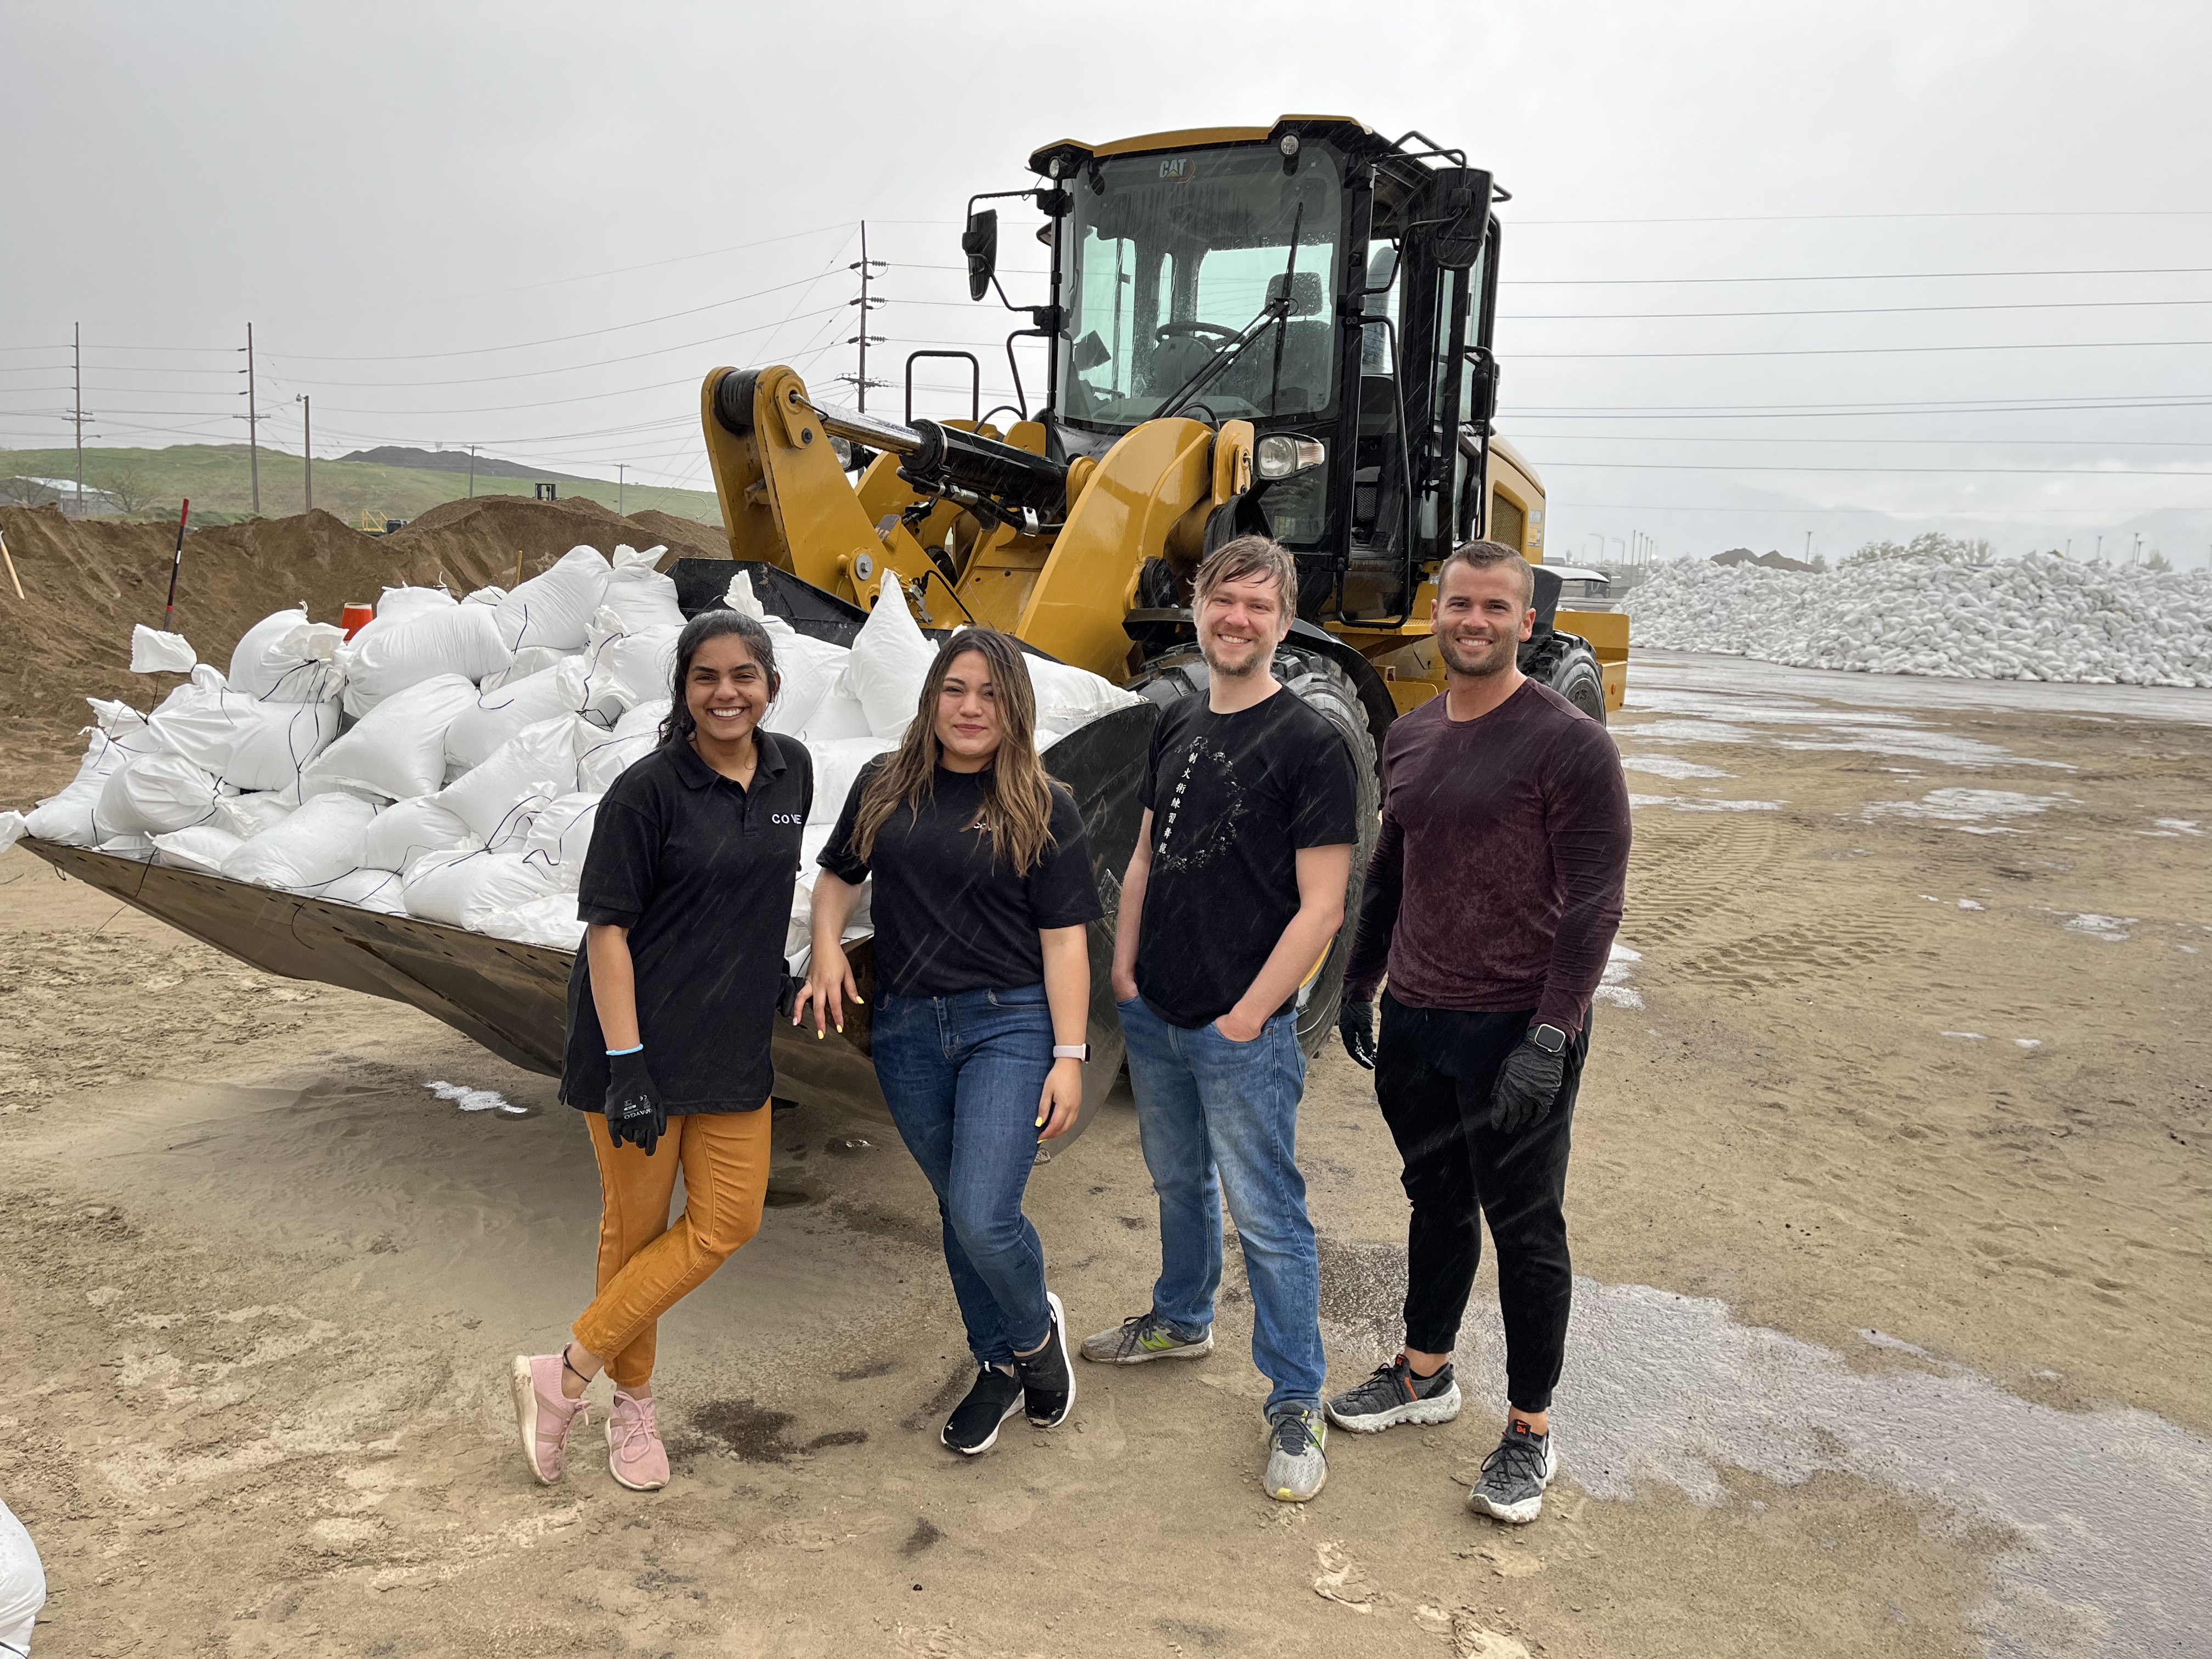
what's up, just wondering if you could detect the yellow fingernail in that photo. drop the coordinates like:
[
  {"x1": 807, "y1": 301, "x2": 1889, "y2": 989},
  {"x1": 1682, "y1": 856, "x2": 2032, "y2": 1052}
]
[
  {"x1": 815, "y1": 1029, "x2": 823, "y2": 1040},
  {"x1": 853, "y1": 995, "x2": 866, "y2": 1005}
]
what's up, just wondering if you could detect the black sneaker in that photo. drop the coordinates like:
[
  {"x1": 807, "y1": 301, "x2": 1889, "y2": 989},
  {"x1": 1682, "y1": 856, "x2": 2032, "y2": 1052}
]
[
  {"x1": 941, "y1": 1367, "x2": 1025, "y2": 1457},
  {"x1": 1013, "y1": 1290, "x2": 1076, "y2": 1429},
  {"x1": 1468, "y1": 1420, "x2": 1559, "y2": 1523},
  {"x1": 1325, "y1": 1354, "x2": 1463, "y2": 1433}
]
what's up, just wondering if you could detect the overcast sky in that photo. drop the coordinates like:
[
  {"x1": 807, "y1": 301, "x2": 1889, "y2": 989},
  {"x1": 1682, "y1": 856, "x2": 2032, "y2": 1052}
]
[{"x1": 7, "y1": 0, "x2": 2211, "y2": 565}]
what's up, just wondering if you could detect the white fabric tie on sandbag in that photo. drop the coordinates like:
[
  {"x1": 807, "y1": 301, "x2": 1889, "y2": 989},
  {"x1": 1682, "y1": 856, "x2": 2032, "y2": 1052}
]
[
  {"x1": 96, "y1": 751, "x2": 228, "y2": 836},
  {"x1": 843, "y1": 571, "x2": 935, "y2": 737},
  {"x1": 479, "y1": 644, "x2": 573, "y2": 691},
  {"x1": 445, "y1": 658, "x2": 599, "y2": 771},
  {"x1": 760, "y1": 613, "x2": 849, "y2": 736},
  {"x1": 577, "y1": 701, "x2": 666, "y2": 792},
  {"x1": 307, "y1": 673, "x2": 481, "y2": 800},
  {"x1": 487, "y1": 892, "x2": 587, "y2": 950},
  {"x1": 149, "y1": 681, "x2": 340, "y2": 793},
  {"x1": 601, "y1": 544, "x2": 686, "y2": 633},
  {"x1": 337, "y1": 605, "x2": 513, "y2": 716},
  {"x1": 724, "y1": 568, "x2": 766, "y2": 618},
  {"x1": 355, "y1": 795, "x2": 476, "y2": 871},
  {"x1": 520, "y1": 791, "x2": 600, "y2": 891},
  {"x1": 220, "y1": 794, "x2": 380, "y2": 889},
  {"x1": 130, "y1": 624, "x2": 196, "y2": 674},
  {"x1": 375, "y1": 584, "x2": 456, "y2": 624},
  {"x1": 496, "y1": 544, "x2": 611, "y2": 651},
  {"x1": 228, "y1": 608, "x2": 346, "y2": 703},
  {"x1": 434, "y1": 716, "x2": 582, "y2": 847},
  {"x1": 403, "y1": 847, "x2": 559, "y2": 930},
  {"x1": 150, "y1": 824, "x2": 246, "y2": 874},
  {"x1": 0, "y1": 1497, "x2": 46, "y2": 1659},
  {"x1": 297, "y1": 866, "x2": 408, "y2": 914}
]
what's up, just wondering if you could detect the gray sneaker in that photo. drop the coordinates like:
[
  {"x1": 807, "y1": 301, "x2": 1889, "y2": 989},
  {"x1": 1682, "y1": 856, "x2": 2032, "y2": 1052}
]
[
  {"x1": 1263, "y1": 1405, "x2": 1328, "y2": 1503},
  {"x1": 1079, "y1": 1310, "x2": 1214, "y2": 1365},
  {"x1": 1325, "y1": 1355, "x2": 1462, "y2": 1433},
  {"x1": 1468, "y1": 1421, "x2": 1558, "y2": 1523}
]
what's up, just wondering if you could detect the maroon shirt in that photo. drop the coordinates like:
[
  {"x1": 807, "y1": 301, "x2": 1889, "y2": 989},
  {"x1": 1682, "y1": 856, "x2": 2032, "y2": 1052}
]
[{"x1": 1345, "y1": 679, "x2": 1630, "y2": 1031}]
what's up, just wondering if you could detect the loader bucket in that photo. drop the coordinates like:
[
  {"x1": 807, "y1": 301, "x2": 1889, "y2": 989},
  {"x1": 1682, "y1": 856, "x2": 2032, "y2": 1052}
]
[{"x1": 14, "y1": 707, "x2": 1156, "y2": 1143}]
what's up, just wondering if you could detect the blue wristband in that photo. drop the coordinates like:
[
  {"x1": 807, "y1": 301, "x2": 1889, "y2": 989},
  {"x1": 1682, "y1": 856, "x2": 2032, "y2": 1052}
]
[{"x1": 606, "y1": 1043, "x2": 643, "y2": 1057}]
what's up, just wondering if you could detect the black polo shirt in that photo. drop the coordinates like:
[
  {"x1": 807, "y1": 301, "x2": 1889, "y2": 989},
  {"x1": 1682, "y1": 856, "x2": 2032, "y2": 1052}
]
[
  {"x1": 561, "y1": 732, "x2": 812, "y2": 1114},
  {"x1": 818, "y1": 759, "x2": 1102, "y2": 996}
]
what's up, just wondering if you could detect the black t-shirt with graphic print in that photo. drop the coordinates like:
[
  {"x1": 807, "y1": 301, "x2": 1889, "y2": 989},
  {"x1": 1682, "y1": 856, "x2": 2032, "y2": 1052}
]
[{"x1": 1135, "y1": 686, "x2": 1361, "y2": 1029}]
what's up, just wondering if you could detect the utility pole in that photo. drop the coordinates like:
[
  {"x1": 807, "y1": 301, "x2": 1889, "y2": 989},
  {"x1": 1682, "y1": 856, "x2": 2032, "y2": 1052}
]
[
  {"x1": 72, "y1": 323, "x2": 86, "y2": 515},
  {"x1": 296, "y1": 394, "x2": 312, "y2": 512},
  {"x1": 1804, "y1": 529, "x2": 1813, "y2": 562},
  {"x1": 840, "y1": 219, "x2": 890, "y2": 413},
  {"x1": 617, "y1": 463, "x2": 627, "y2": 516},
  {"x1": 242, "y1": 323, "x2": 262, "y2": 516},
  {"x1": 467, "y1": 444, "x2": 478, "y2": 498}
]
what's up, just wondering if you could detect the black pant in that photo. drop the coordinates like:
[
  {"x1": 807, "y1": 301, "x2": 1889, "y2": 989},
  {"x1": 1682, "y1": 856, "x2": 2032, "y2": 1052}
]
[{"x1": 1375, "y1": 991, "x2": 1586, "y2": 1413}]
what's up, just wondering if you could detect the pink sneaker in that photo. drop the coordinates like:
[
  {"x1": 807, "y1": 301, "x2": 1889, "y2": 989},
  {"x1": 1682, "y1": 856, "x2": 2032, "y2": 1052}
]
[
  {"x1": 510, "y1": 1353, "x2": 589, "y2": 1485},
  {"x1": 607, "y1": 1387, "x2": 670, "y2": 1491}
]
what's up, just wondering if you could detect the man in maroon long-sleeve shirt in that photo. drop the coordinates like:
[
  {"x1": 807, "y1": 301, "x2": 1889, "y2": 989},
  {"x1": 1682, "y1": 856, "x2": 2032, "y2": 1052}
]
[{"x1": 1323, "y1": 540, "x2": 1630, "y2": 1527}]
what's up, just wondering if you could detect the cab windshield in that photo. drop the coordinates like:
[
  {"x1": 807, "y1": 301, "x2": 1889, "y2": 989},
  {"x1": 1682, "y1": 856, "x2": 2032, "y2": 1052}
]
[{"x1": 1054, "y1": 146, "x2": 1343, "y2": 432}]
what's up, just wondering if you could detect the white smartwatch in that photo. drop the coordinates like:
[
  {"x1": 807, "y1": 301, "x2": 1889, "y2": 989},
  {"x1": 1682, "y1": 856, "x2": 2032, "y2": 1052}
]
[{"x1": 1053, "y1": 1043, "x2": 1091, "y2": 1062}]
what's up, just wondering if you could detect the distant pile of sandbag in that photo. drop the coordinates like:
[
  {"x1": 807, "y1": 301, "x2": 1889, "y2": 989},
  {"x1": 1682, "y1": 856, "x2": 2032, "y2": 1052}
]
[
  {"x1": 1624, "y1": 552, "x2": 2212, "y2": 685},
  {"x1": 2, "y1": 544, "x2": 1142, "y2": 968}
]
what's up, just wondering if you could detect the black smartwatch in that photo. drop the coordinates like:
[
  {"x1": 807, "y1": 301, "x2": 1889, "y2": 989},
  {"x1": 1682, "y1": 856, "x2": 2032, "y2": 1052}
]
[{"x1": 1526, "y1": 1023, "x2": 1568, "y2": 1055}]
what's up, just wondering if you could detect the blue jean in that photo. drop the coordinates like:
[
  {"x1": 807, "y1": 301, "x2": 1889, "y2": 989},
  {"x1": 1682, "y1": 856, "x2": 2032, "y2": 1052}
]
[
  {"x1": 1117, "y1": 995, "x2": 1324, "y2": 1415},
  {"x1": 872, "y1": 984, "x2": 1056, "y2": 1367}
]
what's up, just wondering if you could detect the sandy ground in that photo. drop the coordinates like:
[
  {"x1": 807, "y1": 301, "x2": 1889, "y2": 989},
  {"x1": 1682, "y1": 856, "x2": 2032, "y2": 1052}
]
[{"x1": 3, "y1": 648, "x2": 2209, "y2": 1658}]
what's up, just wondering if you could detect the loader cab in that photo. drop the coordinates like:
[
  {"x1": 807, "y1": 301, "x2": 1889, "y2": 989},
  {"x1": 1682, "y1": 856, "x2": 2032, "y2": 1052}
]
[{"x1": 1025, "y1": 118, "x2": 1499, "y2": 624}]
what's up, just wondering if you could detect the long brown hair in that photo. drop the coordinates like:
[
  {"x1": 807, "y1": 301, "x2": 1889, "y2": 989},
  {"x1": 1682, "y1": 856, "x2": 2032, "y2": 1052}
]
[{"x1": 850, "y1": 627, "x2": 1060, "y2": 875}]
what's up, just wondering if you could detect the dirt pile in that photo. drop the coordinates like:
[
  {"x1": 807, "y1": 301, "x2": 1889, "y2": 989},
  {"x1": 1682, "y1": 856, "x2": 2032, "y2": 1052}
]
[{"x1": 0, "y1": 496, "x2": 730, "y2": 792}]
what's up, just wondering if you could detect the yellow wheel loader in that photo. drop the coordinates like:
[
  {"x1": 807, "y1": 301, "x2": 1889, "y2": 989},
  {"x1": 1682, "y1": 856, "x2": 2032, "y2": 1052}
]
[{"x1": 22, "y1": 116, "x2": 1627, "y2": 1143}]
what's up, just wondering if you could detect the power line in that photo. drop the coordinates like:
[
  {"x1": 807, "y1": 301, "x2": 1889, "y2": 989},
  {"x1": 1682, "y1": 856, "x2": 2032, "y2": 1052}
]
[
  {"x1": 1510, "y1": 208, "x2": 2212, "y2": 225},
  {"x1": 1518, "y1": 337, "x2": 2212, "y2": 359},
  {"x1": 1503, "y1": 263, "x2": 2212, "y2": 287},
  {"x1": 1502, "y1": 296, "x2": 2212, "y2": 323},
  {"x1": 1533, "y1": 459, "x2": 2212, "y2": 477}
]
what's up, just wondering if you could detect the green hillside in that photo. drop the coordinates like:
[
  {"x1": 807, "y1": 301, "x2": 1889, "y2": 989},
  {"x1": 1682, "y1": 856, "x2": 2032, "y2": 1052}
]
[{"x1": 0, "y1": 444, "x2": 723, "y2": 529}]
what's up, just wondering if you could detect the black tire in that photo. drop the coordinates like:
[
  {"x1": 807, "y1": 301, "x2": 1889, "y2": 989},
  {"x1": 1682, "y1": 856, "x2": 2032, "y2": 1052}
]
[
  {"x1": 1127, "y1": 644, "x2": 1383, "y2": 1060},
  {"x1": 1528, "y1": 633, "x2": 1606, "y2": 725}
]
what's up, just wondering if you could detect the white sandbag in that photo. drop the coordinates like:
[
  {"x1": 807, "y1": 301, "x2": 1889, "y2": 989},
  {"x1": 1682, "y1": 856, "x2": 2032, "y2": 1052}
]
[
  {"x1": 0, "y1": 810, "x2": 24, "y2": 856},
  {"x1": 86, "y1": 696, "x2": 160, "y2": 749},
  {"x1": 520, "y1": 792, "x2": 600, "y2": 890},
  {"x1": 844, "y1": 572, "x2": 934, "y2": 737},
  {"x1": 584, "y1": 617, "x2": 681, "y2": 715},
  {"x1": 602, "y1": 545, "x2": 686, "y2": 633},
  {"x1": 356, "y1": 796, "x2": 476, "y2": 871},
  {"x1": 299, "y1": 866, "x2": 408, "y2": 914},
  {"x1": 402, "y1": 847, "x2": 559, "y2": 931},
  {"x1": 462, "y1": 584, "x2": 506, "y2": 607},
  {"x1": 496, "y1": 545, "x2": 611, "y2": 651},
  {"x1": 131, "y1": 624, "x2": 196, "y2": 674},
  {"x1": 433, "y1": 716, "x2": 582, "y2": 847},
  {"x1": 214, "y1": 791, "x2": 294, "y2": 840},
  {"x1": 724, "y1": 568, "x2": 767, "y2": 618},
  {"x1": 786, "y1": 825, "x2": 873, "y2": 966},
  {"x1": 445, "y1": 658, "x2": 596, "y2": 770},
  {"x1": 337, "y1": 605, "x2": 512, "y2": 716},
  {"x1": 229, "y1": 608, "x2": 347, "y2": 703},
  {"x1": 0, "y1": 1498, "x2": 48, "y2": 1659},
  {"x1": 486, "y1": 891, "x2": 586, "y2": 950},
  {"x1": 97, "y1": 751, "x2": 227, "y2": 836},
  {"x1": 479, "y1": 644, "x2": 572, "y2": 691},
  {"x1": 577, "y1": 701, "x2": 665, "y2": 792},
  {"x1": 1028, "y1": 654, "x2": 1144, "y2": 739},
  {"x1": 220, "y1": 793, "x2": 379, "y2": 889},
  {"x1": 799, "y1": 684, "x2": 874, "y2": 742},
  {"x1": 150, "y1": 685, "x2": 340, "y2": 792},
  {"x1": 808, "y1": 735, "x2": 898, "y2": 827},
  {"x1": 307, "y1": 673, "x2": 480, "y2": 800},
  {"x1": 375, "y1": 584, "x2": 456, "y2": 624},
  {"x1": 24, "y1": 723, "x2": 150, "y2": 847},
  {"x1": 760, "y1": 614, "x2": 849, "y2": 736},
  {"x1": 151, "y1": 824, "x2": 245, "y2": 874}
]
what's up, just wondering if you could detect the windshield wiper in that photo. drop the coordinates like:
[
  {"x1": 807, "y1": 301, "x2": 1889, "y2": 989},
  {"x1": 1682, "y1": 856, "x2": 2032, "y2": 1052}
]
[
  {"x1": 1267, "y1": 202, "x2": 1306, "y2": 416},
  {"x1": 1150, "y1": 202, "x2": 1307, "y2": 423}
]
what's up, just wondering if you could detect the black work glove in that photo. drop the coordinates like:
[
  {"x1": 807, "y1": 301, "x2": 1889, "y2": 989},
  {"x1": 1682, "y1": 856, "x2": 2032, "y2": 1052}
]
[
  {"x1": 605, "y1": 1048, "x2": 667, "y2": 1155},
  {"x1": 1488, "y1": 1037, "x2": 1565, "y2": 1136},
  {"x1": 1339, "y1": 998, "x2": 1376, "y2": 1070}
]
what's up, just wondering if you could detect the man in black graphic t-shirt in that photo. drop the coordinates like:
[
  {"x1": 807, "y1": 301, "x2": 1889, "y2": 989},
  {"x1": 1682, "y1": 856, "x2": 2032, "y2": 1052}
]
[{"x1": 1083, "y1": 535, "x2": 1359, "y2": 1505}]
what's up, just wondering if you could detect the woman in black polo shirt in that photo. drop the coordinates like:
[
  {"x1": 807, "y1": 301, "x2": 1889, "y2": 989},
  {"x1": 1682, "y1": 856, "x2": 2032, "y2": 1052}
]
[
  {"x1": 799, "y1": 627, "x2": 1100, "y2": 1456},
  {"x1": 510, "y1": 610, "x2": 811, "y2": 1494}
]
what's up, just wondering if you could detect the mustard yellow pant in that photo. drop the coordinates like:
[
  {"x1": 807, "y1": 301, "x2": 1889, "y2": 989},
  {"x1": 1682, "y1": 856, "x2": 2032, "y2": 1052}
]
[{"x1": 572, "y1": 1105, "x2": 772, "y2": 1390}]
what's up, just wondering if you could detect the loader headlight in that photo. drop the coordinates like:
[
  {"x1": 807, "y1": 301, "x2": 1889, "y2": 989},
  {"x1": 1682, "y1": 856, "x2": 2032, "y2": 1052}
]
[{"x1": 1254, "y1": 434, "x2": 1325, "y2": 480}]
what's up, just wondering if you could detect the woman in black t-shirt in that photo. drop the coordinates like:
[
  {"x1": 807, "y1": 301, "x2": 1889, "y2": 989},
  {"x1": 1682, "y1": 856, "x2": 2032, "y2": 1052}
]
[
  {"x1": 799, "y1": 627, "x2": 1100, "y2": 1457},
  {"x1": 510, "y1": 610, "x2": 812, "y2": 1496}
]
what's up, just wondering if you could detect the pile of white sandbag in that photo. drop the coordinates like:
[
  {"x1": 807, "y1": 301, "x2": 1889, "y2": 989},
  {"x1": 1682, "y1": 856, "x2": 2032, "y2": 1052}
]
[
  {"x1": 4, "y1": 544, "x2": 1142, "y2": 971},
  {"x1": 1623, "y1": 552, "x2": 2212, "y2": 686}
]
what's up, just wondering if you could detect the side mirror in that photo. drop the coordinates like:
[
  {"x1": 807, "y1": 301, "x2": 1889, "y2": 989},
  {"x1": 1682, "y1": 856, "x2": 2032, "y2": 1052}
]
[
  {"x1": 1429, "y1": 167, "x2": 1493, "y2": 271},
  {"x1": 1265, "y1": 269, "x2": 1325, "y2": 317},
  {"x1": 1070, "y1": 331, "x2": 1111, "y2": 372},
  {"x1": 1466, "y1": 348, "x2": 1499, "y2": 427},
  {"x1": 962, "y1": 207, "x2": 1000, "y2": 302}
]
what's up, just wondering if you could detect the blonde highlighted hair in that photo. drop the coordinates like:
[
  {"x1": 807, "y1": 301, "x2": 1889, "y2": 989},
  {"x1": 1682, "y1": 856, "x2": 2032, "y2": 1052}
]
[{"x1": 849, "y1": 627, "x2": 1062, "y2": 876}]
